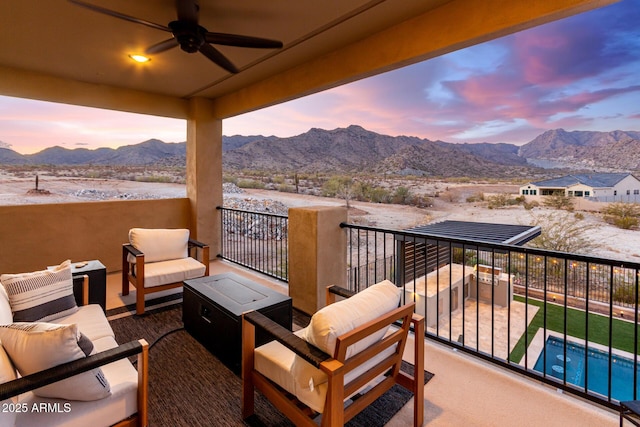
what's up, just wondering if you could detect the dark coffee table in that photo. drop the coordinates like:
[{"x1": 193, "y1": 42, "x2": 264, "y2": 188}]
[{"x1": 183, "y1": 272, "x2": 292, "y2": 374}]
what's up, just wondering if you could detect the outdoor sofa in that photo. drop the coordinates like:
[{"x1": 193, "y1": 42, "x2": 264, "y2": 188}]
[{"x1": 0, "y1": 260, "x2": 148, "y2": 427}]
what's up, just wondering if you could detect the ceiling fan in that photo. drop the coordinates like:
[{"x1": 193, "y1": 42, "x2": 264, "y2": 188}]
[{"x1": 68, "y1": 0, "x2": 283, "y2": 73}]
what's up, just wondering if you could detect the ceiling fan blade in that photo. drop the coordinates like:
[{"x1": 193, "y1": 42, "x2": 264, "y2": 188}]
[
  {"x1": 145, "y1": 38, "x2": 179, "y2": 54},
  {"x1": 175, "y1": 0, "x2": 199, "y2": 24},
  {"x1": 199, "y1": 43, "x2": 239, "y2": 74},
  {"x1": 205, "y1": 32, "x2": 283, "y2": 49},
  {"x1": 68, "y1": 0, "x2": 170, "y2": 32}
]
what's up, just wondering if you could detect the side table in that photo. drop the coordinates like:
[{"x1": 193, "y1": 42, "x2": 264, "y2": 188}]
[{"x1": 70, "y1": 260, "x2": 107, "y2": 312}]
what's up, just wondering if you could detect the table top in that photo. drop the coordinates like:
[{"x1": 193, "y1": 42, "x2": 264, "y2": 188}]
[
  {"x1": 48, "y1": 260, "x2": 105, "y2": 273},
  {"x1": 184, "y1": 272, "x2": 291, "y2": 316},
  {"x1": 70, "y1": 260, "x2": 106, "y2": 273}
]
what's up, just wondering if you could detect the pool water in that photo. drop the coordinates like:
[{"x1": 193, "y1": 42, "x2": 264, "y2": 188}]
[{"x1": 533, "y1": 336, "x2": 640, "y2": 401}]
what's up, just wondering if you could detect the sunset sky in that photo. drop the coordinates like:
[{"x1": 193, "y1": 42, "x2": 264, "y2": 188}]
[{"x1": 1, "y1": 0, "x2": 638, "y2": 155}]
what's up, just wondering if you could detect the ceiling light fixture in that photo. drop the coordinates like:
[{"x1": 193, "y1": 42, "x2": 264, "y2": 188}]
[{"x1": 129, "y1": 54, "x2": 150, "y2": 63}]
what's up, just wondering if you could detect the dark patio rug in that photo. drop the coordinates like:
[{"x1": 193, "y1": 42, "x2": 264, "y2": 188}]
[{"x1": 108, "y1": 302, "x2": 433, "y2": 427}]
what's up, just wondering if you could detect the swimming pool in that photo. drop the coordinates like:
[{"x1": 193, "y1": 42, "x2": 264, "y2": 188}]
[{"x1": 533, "y1": 336, "x2": 640, "y2": 401}]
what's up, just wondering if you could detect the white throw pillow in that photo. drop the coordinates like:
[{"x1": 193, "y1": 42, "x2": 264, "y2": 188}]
[
  {"x1": 129, "y1": 228, "x2": 189, "y2": 263},
  {"x1": 0, "y1": 260, "x2": 78, "y2": 322},
  {"x1": 0, "y1": 322, "x2": 111, "y2": 401},
  {"x1": 303, "y1": 280, "x2": 401, "y2": 359}
]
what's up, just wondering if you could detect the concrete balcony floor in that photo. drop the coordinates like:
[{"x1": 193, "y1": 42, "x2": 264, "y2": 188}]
[{"x1": 106, "y1": 260, "x2": 620, "y2": 426}]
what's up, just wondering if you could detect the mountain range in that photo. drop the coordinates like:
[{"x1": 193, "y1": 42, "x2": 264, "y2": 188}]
[{"x1": 1, "y1": 125, "x2": 638, "y2": 178}]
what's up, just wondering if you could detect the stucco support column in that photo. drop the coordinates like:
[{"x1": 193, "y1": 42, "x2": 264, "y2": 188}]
[
  {"x1": 186, "y1": 97, "x2": 222, "y2": 259},
  {"x1": 288, "y1": 206, "x2": 347, "y2": 315}
]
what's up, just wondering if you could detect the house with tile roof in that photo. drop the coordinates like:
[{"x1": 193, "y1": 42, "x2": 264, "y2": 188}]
[{"x1": 520, "y1": 173, "x2": 640, "y2": 201}]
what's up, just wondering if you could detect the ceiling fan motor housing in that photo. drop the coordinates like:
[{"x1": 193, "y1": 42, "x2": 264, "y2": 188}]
[{"x1": 169, "y1": 20, "x2": 205, "y2": 53}]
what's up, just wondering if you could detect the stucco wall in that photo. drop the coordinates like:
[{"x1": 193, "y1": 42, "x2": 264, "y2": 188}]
[
  {"x1": 521, "y1": 195, "x2": 606, "y2": 212},
  {"x1": 0, "y1": 198, "x2": 193, "y2": 274},
  {"x1": 288, "y1": 205, "x2": 347, "y2": 315}
]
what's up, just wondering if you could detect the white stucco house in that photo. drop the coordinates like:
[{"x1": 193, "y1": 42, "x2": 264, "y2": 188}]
[{"x1": 520, "y1": 173, "x2": 640, "y2": 201}]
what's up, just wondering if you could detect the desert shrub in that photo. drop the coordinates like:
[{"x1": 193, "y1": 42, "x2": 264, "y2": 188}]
[
  {"x1": 602, "y1": 202, "x2": 640, "y2": 229},
  {"x1": 440, "y1": 191, "x2": 457, "y2": 203},
  {"x1": 391, "y1": 186, "x2": 411, "y2": 204},
  {"x1": 543, "y1": 192, "x2": 574, "y2": 211},
  {"x1": 466, "y1": 192, "x2": 485, "y2": 203},
  {"x1": 237, "y1": 179, "x2": 266, "y2": 189},
  {"x1": 408, "y1": 194, "x2": 432, "y2": 208},
  {"x1": 613, "y1": 285, "x2": 637, "y2": 305},
  {"x1": 322, "y1": 176, "x2": 356, "y2": 206},
  {"x1": 574, "y1": 212, "x2": 584, "y2": 220},
  {"x1": 135, "y1": 175, "x2": 173, "y2": 183},
  {"x1": 523, "y1": 200, "x2": 539, "y2": 210},
  {"x1": 223, "y1": 175, "x2": 238, "y2": 185},
  {"x1": 527, "y1": 212, "x2": 598, "y2": 254},
  {"x1": 365, "y1": 186, "x2": 391, "y2": 204},
  {"x1": 487, "y1": 193, "x2": 519, "y2": 209},
  {"x1": 321, "y1": 176, "x2": 352, "y2": 197},
  {"x1": 611, "y1": 216, "x2": 639, "y2": 230},
  {"x1": 276, "y1": 184, "x2": 296, "y2": 193},
  {"x1": 271, "y1": 175, "x2": 285, "y2": 185}
]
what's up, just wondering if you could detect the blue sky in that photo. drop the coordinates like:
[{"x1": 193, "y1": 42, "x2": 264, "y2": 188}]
[{"x1": 1, "y1": 0, "x2": 639, "y2": 154}]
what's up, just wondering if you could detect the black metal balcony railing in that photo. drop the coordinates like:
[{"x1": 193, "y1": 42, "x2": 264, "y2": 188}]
[
  {"x1": 217, "y1": 206, "x2": 288, "y2": 282},
  {"x1": 217, "y1": 206, "x2": 640, "y2": 411},
  {"x1": 342, "y1": 222, "x2": 640, "y2": 411}
]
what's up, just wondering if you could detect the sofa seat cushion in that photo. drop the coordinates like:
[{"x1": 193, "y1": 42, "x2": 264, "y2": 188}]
[
  {"x1": 129, "y1": 228, "x2": 189, "y2": 263},
  {"x1": 141, "y1": 258, "x2": 207, "y2": 288},
  {"x1": 16, "y1": 336, "x2": 139, "y2": 427},
  {"x1": 255, "y1": 327, "x2": 397, "y2": 413},
  {"x1": 53, "y1": 304, "x2": 115, "y2": 342}
]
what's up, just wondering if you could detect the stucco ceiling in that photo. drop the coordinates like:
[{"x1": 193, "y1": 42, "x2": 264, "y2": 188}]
[{"x1": 0, "y1": 0, "x2": 451, "y2": 100}]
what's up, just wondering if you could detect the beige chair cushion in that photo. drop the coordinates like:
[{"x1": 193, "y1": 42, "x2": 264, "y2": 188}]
[
  {"x1": 254, "y1": 329, "x2": 306, "y2": 397},
  {"x1": 254, "y1": 280, "x2": 402, "y2": 413},
  {"x1": 128, "y1": 228, "x2": 189, "y2": 263},
  {"x1": 302, "y1": 280, "x2": 401, "y2": 358},
  {"x1": 141, "y1": 258, "x2": 207, "y2": 288},
  {"x1": 255, "y1": 328, "x2": 397, "y2": 413}
]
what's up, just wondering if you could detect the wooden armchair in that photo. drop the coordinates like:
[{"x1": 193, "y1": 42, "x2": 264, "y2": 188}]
[
  {"x1": 242, "y1": 280, "x2": 425, "y2": 427},
  {"x1": 122, "y1": 228, "x2": 209, "y2": 314}
]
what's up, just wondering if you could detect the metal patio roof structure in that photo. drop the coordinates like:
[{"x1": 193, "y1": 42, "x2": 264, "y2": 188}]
[{"x1": 404, "y1": 220, "x2": 541, "y2": 246}]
